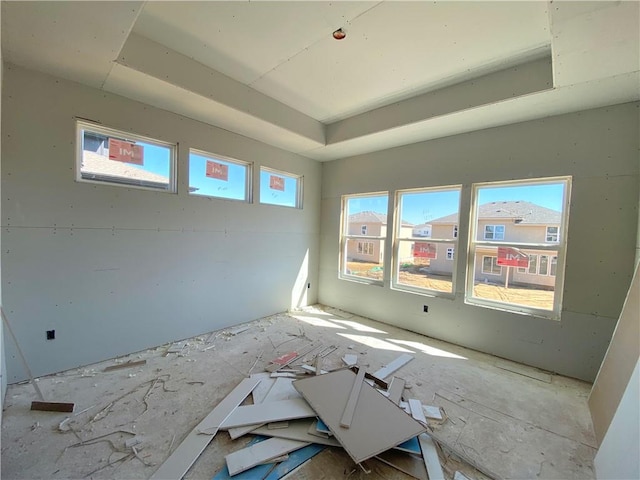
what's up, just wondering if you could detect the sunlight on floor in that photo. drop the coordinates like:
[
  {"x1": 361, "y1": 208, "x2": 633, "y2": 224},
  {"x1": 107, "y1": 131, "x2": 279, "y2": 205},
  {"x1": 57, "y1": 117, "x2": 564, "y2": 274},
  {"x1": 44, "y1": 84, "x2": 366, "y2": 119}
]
[
  {"x1": 291, "y1": 314, "x2": 347, "y2": 329},
  {"x1": 337, "y1": 333, "x2": 414, "y2": 352},
  {"x1": 387, "y1": 339, "x2": 467, "y2": 360},
  {"x1": 329, "y1": 319, "x2": 388, "y2": 334}
]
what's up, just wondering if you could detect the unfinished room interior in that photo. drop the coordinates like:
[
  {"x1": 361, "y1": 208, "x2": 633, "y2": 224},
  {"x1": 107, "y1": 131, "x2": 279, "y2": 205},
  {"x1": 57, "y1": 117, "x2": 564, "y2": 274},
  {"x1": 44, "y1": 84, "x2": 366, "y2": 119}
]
[{"x1": 0, "y1": 1, "x2": 638, "y2": 479}]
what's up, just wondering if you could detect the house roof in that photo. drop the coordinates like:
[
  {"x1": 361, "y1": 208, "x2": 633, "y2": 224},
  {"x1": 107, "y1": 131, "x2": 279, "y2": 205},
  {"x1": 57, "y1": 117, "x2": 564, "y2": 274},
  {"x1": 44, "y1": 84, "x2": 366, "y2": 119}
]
[
  {"x1": 81, "y1": 151, "x2": 170, "y2": 186},
  {"x1": 349, "y1": 211, "x2": 413, "y2": 227},
  {"x1": 428, "y1": 201, "x2": 561, "y2": 225}
]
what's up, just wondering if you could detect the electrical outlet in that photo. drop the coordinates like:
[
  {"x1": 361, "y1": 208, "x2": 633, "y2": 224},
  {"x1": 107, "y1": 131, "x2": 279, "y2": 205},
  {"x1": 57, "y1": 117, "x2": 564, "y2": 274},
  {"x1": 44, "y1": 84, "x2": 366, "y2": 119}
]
[
  {"x1": 46, "y1": 330, "x2": 55, "y2": 340},
  {"x1": 423, "y1": 305, "x2": 429, "y2": 313}
]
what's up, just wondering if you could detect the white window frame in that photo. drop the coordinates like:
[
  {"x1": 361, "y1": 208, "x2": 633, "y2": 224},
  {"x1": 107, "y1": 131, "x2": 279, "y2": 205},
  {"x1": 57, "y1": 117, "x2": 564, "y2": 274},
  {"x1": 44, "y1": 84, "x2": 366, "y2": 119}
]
[
  {"x1": 392, "y1": 185, "x2": 461, "y2": 298},
  {"x1": 481, "y1": 256, "x2": 502, "y2": 275},
  {"x1": 466, "y1": 176, "x2": 571, "y2": 320},
  {"x1": 76, "y1": 120, "x2": 177, "y2": 192},
  {"x1": 259, "y1": 166, "x2": 303, "y2": 209},
  {"x1": 339, "y1": 192, "x2": 389, "y2": 285},
  {"x1": 546, "y1": 226, "x2": 559, "y2": 242},
  {"x1": 188, "y1": 148, "x2": 252, "y2": 202},
  {"x1": 357, "y1": 241, "x2": 375, "y2": 256},
  {"x1": 484, "y1": 224, "x2": 505, "y2": 240},
  {"x1": 446, "y1": 247, "x2": 455, "y2": 260}
]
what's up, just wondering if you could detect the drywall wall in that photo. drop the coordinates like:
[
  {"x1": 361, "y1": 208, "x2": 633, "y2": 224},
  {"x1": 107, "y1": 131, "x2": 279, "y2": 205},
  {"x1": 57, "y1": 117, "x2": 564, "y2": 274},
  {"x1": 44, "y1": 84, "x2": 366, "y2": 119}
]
[
  {"x1": 319, "y1": 102, "x2": 639, "y2": 381},
  {"x1": 1, "y1": 64, "x2": 321, "y2": 382},
  {"x1": 589, "y1": 261, "x2": 640, "y2": 443},
  {"x1": 594, "y1": 359, "x2": 640, "y2": 480}
]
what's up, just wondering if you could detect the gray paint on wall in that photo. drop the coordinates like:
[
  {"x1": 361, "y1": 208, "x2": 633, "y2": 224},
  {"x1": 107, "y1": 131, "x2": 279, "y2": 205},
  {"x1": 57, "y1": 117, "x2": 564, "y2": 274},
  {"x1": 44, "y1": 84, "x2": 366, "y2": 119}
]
[
  {"x1": 319, "y1": 102, "x2": 639, "y2": 381},
  {"x1": 1, "y1": 64, "x2": 321, "y2": 382}
]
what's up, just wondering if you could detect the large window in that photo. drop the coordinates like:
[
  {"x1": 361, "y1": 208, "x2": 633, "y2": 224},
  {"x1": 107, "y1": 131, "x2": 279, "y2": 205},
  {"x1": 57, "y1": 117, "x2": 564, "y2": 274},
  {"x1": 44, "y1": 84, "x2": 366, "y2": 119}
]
[
  {"x1": 466, "y1": 177, "x2": 571, "y2": 320},
  {"x1": 189, "y1": 150, "x2": 251, "y2": 202},
  {"x1": 76, "y1": 121, "x2": 176, "y2": 192},
  {"x1": 392, "y1": 186, "x2": 461, "y2": 296},
  {"x1": 259, "y1": 167, "x2": 302, "y2": 208},
  {"x1": 340, "y1": 193, "x2": 389, "y2": 284}
]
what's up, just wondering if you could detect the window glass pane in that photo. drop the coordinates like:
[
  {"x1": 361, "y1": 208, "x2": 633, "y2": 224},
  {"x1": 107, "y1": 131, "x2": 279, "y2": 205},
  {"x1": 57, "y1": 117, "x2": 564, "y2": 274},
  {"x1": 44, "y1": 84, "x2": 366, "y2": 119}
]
[
  {"x1": 468, "y1": 178, "x2": 569, "y2": 317},
  {"x1": 395, "y1": 240, "x2": 453, "y2": 293},
  {"x1": 260, "y1": 168, "x2": 301, "y2": 208},
  {"x1": 398, "y1": 190, "x2": 461, "y2": 239},
  {"x1": 345, "y1": 195, "x2": 389, "y2": 237},
  {"x1": 78, "y1": 123, "x2": 174, "y2": 191},
  {"x1": 344, "y1": 239, "x2": 385, "y2": 281},
  {"x1": 189, "y1": 151, "x2": 249, "y2": 201}
]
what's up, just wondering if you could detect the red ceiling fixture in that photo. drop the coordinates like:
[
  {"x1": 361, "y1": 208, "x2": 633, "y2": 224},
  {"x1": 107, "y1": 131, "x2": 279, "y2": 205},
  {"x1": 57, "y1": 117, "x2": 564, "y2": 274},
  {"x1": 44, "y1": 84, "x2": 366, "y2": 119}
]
[{"x1": 332, "y1": 28, "x2": 346, "y2": 40}]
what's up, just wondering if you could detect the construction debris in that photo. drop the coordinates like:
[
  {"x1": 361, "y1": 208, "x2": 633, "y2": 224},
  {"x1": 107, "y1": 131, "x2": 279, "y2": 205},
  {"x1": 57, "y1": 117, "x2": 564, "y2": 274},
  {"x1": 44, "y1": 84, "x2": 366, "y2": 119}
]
[{"x1": 103, "y1": 360, "x2": 147, "y2": 372}]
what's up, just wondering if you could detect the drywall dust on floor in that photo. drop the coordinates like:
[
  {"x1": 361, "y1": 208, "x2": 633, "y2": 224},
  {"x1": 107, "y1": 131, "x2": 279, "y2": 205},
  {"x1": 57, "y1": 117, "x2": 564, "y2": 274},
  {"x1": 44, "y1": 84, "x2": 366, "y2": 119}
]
[{"x1": 0, "y1": 305, "x2": 596, "y2": 479}]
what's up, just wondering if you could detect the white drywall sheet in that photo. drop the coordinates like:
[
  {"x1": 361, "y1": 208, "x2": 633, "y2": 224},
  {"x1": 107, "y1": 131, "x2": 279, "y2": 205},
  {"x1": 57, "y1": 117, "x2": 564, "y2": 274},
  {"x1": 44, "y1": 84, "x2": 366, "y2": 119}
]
[
  {"x1": 219, "y1": 398, "x2": 315, "y2": 429},
  {"x1": 293, "y1": 368, "x2": 426, "y2": 463},
  {"x1": 373, "y1": 354, "x2": 414, "y2": 380},
  {"x1": 418, "y1": 433, "x2": 445, "y2": 480},
  {"x1": 251, "y1": 419, "x2": 342, "y2": 447},
  {"x1": 225, "y1": 437, "x2": 310, "y2": 476},
  {"x1": 150, "y1": 376, "x2": 260, "y2": 480}
]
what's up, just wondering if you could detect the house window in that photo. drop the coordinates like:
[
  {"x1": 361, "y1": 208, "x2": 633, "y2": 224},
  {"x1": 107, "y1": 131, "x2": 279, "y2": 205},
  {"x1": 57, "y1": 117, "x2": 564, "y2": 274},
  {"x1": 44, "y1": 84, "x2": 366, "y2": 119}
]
[
  {"x1": 484, "y1": 225, "x2": 505, "y2": 240},
  {"x1": 453, "y1": 225, "x2": 458, "y2": 238},
  {"x1": 392, "y1": 185, "x2": 461, "y2": 296},
  {"x1": 358, "y1": 241, "x2": 375, "y2": 255},
  {"x1": 340, "y1": 193, "x2": 389, "y2": 284},
  {"x1": 466, "y1": 176, "x2": 571, "y2": 320},
  {"x1": 259, "y1": 167, "x2": 302, "y2": 208},
  {"x1": 482, "y1": 256, "x2": 502, "y2": 275},
  {"x1": 76, "y1": 121, "x2": 176, "y2": 192},
  {"x1": 189, "y1": 149, "x2": 251, "y2": 202}
]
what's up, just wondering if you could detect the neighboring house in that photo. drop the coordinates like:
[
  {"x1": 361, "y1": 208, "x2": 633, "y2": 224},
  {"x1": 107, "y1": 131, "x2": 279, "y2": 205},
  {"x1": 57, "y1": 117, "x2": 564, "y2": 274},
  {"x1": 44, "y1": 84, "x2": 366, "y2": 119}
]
[
  {"x1": 412, "y1": 224, "x2": 432, "y2": 237},
  {"x1": 426, "y1": 200, "x2": 561, "y2": 289},
  {"x1": 346, "y1": 211, "x2": 414, "y2": 263},
  {"x1": 81, "y1": 151, "x2": 171, "y2": 189}
]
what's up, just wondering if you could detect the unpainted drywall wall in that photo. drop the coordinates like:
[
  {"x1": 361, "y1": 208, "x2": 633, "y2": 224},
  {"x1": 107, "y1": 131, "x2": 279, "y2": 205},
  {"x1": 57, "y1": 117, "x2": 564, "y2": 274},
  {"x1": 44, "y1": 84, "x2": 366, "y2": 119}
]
[
  {"x1": 319, "y1": 102, "x2": 639, "y2": 381},
  {"x1": 1, "y1": 64, "x2": 321, "y2": 382},
  {"x1": 589, "y1": 261, "x2": 640, "y2": 444},
  {"x1": 594, "y1": 359, "x2": 640, "y2": 480}
]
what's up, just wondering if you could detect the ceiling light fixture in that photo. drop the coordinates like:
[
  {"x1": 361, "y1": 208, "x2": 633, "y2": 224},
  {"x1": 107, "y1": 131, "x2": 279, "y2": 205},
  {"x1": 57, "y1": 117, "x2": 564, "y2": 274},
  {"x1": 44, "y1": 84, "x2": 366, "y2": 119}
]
[{"x1": 332, "y1": 28, "x2": 346, "y2": 40}]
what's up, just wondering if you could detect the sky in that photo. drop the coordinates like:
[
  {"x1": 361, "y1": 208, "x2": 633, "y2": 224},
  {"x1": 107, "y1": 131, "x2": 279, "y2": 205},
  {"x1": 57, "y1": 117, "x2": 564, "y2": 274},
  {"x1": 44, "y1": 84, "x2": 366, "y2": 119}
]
[{"x1": 347, "y1": 182, "x2": 566, "y2": 225}]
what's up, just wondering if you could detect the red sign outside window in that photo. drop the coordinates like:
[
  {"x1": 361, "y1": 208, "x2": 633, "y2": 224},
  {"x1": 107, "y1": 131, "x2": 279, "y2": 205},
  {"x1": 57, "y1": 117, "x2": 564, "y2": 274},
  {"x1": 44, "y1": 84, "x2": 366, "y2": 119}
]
[
  {"x1": 270, "y1": 175, "x2": 285, "y2": 191},
  {"x1": 497, "y1": 247, "x2": 529, "y2": 267},
  {"x1": 413, "y1": 242, "x2": 437, "y2": 259},
  {"x1": 205, "y1": 161, "x2": 229, "y2": 181},
  {"x1": 108, "y1": 138, "x2": 144, "y2": 165}
]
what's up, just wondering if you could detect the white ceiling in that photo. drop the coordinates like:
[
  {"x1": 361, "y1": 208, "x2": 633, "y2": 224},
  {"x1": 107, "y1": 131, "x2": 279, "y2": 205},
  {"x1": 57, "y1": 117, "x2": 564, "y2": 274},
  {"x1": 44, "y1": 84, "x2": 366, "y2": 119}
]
[{"x1": 2, "y1": 1, "x2": 639, "y2": 161}]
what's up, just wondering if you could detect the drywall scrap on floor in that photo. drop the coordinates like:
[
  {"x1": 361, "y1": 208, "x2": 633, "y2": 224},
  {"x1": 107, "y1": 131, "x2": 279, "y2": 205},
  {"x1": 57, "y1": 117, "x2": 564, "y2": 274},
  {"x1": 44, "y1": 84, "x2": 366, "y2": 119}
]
[{"x1": 1, "y1": 307, "x2": 597, "y2": 480}]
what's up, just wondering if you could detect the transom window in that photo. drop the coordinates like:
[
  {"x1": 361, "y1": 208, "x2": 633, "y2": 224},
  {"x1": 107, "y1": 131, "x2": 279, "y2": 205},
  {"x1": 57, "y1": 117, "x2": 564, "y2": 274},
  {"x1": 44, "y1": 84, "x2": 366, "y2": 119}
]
[
  {"x1": 260, "y1": 167, "x2": 302, "y2": 208},
  {"x1": 466, "y1": 176, "x2": 571, "y2": 320},
  {"x1": 76, "y1": 121, "x2": 176, "y2": 192},
  {"x1": 189, "y1": 149, "x2": 251, "y2": 202}
]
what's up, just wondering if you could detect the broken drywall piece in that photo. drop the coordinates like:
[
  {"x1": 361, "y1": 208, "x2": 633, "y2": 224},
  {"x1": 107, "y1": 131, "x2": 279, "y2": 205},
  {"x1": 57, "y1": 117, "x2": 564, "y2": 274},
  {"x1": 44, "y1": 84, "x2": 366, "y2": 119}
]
[
  {"x1": 315, "y1": 418, "x2": 331, "y2": 434},
  {"x1": 387, "y1": 377, "x2": 406, "y2": 405},
  {"x1": 218, "y1": 398, "x2": 316, "y2": 430},
  {"x1": 225, "y1": 437, "x2": 309, "y2": 476},
  {"x1": 342, "y1": 354, "x2": 358, "y2": 366},
  {"x1": 300, "y1": 364, "x2": 328, "y2": 375},
  {"x1": 226, "y1": 325, "x2": 250, "y2": 336},
  {"x1": 408, "y1": 399, "x2": 428, "y2": 425},
  {"x1": 103, "y1": 360, "x2": 146, "y2": 372},
  {"x1": 270, "y1": 372, "x2": 297, "y2": 378},
  {"x1": 373, "y1": 354, "x2": 414, "y2": 380},
  {"x1": 149, "y1": 376, "x2": 260, "y2": 480},
  {"x1": 293, "y1": 368, "x2": 426, "y2": 464},
  {"x1": 267, "y1": 421, "x2": 289, "y2": 429},
  {"x1": 340, "y1": 366, "x2": 366, "y2": 428},
  {"x1": 417, "y1": 433, "x2": 445, "y2": 480},
  {"x1": 423, "y1": 405, "x2": 444, "y2": 421},
  {"x1": 251, "y1": 420, "x2": 342, "y2": 447}
]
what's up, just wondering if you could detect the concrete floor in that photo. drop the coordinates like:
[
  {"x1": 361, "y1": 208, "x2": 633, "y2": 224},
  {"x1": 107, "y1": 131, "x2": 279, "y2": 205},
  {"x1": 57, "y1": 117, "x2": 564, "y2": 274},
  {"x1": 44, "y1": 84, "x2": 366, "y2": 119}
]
[{"x1": 1, "y1": 305, "x2": 597, "y2": 479}]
